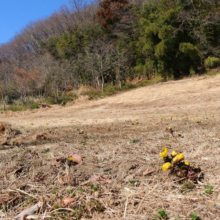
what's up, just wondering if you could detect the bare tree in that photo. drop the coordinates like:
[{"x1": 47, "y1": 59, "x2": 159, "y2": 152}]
[
  {"x1": 91, "y1": 40, "x2": 114, "y2": 92},
  {"x1": 39, "y1": 54, "x2": 74, "y2": 103},
  {"x1": 113, "y1": 47, "x2": 130, "y2": 88}
]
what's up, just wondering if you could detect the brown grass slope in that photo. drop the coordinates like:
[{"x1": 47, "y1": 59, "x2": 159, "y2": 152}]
[{"x1": 1, "y1": 75, "x2": 220, "y2": 219}]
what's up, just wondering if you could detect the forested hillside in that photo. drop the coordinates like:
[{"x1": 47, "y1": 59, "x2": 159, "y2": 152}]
[{"x1": 0, "y1": 0, "x2": 220, "y2": 107}]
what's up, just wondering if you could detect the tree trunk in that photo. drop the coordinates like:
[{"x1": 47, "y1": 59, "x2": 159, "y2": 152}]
[
  {"x1": 116, "y1": 70, "x2": 121, "y2": 89},
  {"x1": 101, "y1": 74, "x2": 104, "y2": 93},
  {"x1": 100, "y1": 60, "x2": 104, "y2": 93}
]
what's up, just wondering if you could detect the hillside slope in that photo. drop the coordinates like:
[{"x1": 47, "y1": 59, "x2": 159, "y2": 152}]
[
  {"x1": 1, "y1": 75, "x2": 220, "y2": 219},
  {"x1": 2, "y1": 75, "x2": 220, "y2": 128}
]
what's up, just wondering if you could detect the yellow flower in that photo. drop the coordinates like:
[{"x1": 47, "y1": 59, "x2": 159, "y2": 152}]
[
  {"x1": 185, "y1": 161, "x2": 190, "y2": 166},
  {"x1": 79, "y1": 129, "x2": 84, "y2": 134},
  {"x1": 68, "y1": 157, "x2": 73, "y2": 161},
  {"x1": 171, "y1": 151, "x2": 178, "y2": 157},
  {"x1": 161, "y1": 162, "x2": 173, "y2": 171},
  {"x1": 159, "y1": 147, "x2": 168, "y2": 158},
  {"x1": 173, "y1": 153, "x2": 184, "y2": 163}
]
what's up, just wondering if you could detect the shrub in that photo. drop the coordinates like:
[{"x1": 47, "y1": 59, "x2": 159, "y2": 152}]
[
  {"x1": 62, "y1": 93, "x2": 78, "y2": 103},
  {"x1": 137, "y1": 79, "x2": 151, "y2": 87},
  {"x1": 45, "y1": 96, "x2": 57, "y2": 105},
  {"x1": 103, "y1": 84, "x2": 119, "y2": 96},
  {"x1": 4, "y1": 100, "x2": 40, "y2": 112},
  {"x1": 204, "y1": 56, "x2": 220, "y2": 70},
  {"x1": 30, "y1": 102, "x2": 40, "y2": 110},
  {"x1": 7, "y1": 105, "x2": 28, "y2": 112},
  {"x1": 83, "y1": 90, "x2": 103, "y2": 100},
  {"x1": 44, "y1": 93, "x2": 78, "y2": 105},
  {"x1": 121, "y1": 83, "x2": 137, "y2": 91},
  {"x1": 190, "y1": 68, "x2": 196, "y2": 77}
]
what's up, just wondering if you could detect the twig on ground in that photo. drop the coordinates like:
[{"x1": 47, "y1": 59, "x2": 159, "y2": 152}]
[{"x1": 124, "y1": 197, "x2": 128, "y2": 218}]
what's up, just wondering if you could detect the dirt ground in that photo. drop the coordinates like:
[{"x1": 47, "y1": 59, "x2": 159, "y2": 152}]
[{"x1": 1, "y1": 75, "x2": 220, "y2": 219}]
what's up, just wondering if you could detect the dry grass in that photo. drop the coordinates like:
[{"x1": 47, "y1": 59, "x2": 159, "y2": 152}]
[{"x1": 1, "y1": 75, "x2": 220, "y2": 219}]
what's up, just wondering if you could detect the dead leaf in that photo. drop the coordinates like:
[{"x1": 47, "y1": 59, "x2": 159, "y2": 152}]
[
  {"x1": 62, "y1": 198, "x2": 76, "y2": 207},
  {"x1": 68, "y1": 153, "x2": 82, "y2": 164},
  {"x1": 143, "y1": 169, "x2": 155, "y2": 176}
]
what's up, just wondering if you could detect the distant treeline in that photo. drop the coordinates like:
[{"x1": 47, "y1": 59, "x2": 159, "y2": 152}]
[{"x1": 0, "y1": 0, "x2": 220, "y2": 105}]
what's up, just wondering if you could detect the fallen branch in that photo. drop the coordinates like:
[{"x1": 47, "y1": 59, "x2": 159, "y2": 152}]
[
  {"x1": 143, "y1": 169, "x2": 156, "y2": 176},
  {"x1": 24, "y1": 214, "x2": 51, "y2": 219},
  {"x1": 8, "y1": 189, "x2": 37, "y2": 199},
  {"x1": 13, "y1": 202, "x2": 42, "y2": 220}
]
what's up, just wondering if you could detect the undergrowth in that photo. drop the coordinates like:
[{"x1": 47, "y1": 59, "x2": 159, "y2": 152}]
[
  {"x1": 1, "y1": 71, "x2": 219, "y2": 111},
  {"x1": 83, "y1": 75, "x2": 163, "y2": 100},
  {"x1": 6, "y1": 102, "x2": 40, "y2": 112}
]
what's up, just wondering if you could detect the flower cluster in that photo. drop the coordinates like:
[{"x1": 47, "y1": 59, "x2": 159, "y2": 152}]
[
  {"x1": 159, "y1": 147, "x2": 201, "y2": 181},
  {"x1": 159, "y1": 147, "x2": 190, "y2": 170}
]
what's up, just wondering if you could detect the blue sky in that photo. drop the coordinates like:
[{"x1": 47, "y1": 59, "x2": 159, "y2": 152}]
[{"x1": 0, "y1": 0, "x2": 82, "y2": 45}]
